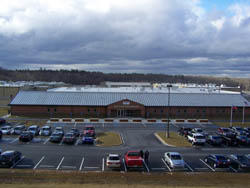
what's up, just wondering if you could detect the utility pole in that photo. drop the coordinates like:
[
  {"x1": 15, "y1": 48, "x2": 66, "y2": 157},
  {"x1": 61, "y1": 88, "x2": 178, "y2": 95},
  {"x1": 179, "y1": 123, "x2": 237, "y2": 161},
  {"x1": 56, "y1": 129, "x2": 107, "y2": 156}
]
[{"x1": 166, "y1": 84, "x2": 172, "y2": 138}]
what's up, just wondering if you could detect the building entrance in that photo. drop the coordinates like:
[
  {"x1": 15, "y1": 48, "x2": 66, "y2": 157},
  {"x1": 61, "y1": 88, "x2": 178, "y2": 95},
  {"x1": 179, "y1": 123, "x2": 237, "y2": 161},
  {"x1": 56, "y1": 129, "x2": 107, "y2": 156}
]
[{"x1": 111, "y1": 109, "x2": 141, "y2": 117}]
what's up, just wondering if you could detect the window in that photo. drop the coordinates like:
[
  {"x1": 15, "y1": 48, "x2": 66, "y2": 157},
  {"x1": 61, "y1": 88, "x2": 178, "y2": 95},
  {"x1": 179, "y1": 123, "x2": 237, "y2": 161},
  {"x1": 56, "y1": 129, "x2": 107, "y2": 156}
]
[
  {"x1": 48, "y1": 108, "x2": 50, "y2": 112},
  {"x1": 54, "y1": 108, "x2": 56, "y2": 112},
  {"x1": 177, "y1": 109, "x2": 181, "y2": 113},
  {"x1": 161, "y1": 109, "x2": 163, "y2": 113},
  {"x1": 184, "y1": 109, "x2": 187, "y2": 113},
  {"x1": 94, "y1": 109, "x2": 96, "y2": 112},
  {"x1": 88, "y1": 109, "x2": 90, "y2": 112},
  {"x1": 203, "y1": 109, "x2": 206, "y2": 113},
  {"x1": 197, "y1": 109, "x2": 200, "y2": 113},
  {"x1": 154, "y1": 109, "x2": 157, "y2": 113}
]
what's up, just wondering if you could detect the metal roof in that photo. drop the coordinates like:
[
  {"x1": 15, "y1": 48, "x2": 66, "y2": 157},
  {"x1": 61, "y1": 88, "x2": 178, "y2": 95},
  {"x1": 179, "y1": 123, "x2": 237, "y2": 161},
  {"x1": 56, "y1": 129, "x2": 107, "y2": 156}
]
[{"x1": 9, "y1": 91, "x2": 249, "y2": 107}]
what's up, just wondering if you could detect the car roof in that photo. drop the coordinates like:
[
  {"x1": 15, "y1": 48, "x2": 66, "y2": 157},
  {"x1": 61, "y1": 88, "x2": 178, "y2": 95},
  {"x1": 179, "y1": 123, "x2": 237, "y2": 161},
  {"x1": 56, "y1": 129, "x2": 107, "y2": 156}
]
[
  {"x1": 2, "y1": 150, "x2": 15, "y2": 155},
  {"x1": 166, "y1": 152, "x2": 180, "y2": 155},
  {"x1": 15, "y1": 125, "x2": 25, "y2": 127},
  {"x1": 192, "y1": 133, "x2": 204, "y2": 136},
  {"x1": 42, "y1": 126, "x2": 50, "y2": 128},
  {"x1": 29, "y1": 125, "x2": 38, "y2": 128},
  {"x1": 2, "y1": 125, "x2": 11, "y2": 128},
  {"x1": 108, "y1": 154, "x2": 119, "y2": 157}
]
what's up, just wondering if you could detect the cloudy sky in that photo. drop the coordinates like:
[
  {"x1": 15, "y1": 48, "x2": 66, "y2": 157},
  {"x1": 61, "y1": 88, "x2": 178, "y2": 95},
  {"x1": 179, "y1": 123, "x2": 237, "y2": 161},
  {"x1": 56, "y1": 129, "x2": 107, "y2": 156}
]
[{"x1": 1, "y1": 0, "x2": 250, "y2": 77}]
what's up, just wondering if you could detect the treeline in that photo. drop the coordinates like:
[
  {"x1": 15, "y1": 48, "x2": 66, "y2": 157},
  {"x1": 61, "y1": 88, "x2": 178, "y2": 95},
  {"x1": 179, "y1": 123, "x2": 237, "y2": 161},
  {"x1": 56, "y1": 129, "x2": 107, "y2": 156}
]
[{"x1": 0, "y1": 67, "x2": 249, "y2": 90}]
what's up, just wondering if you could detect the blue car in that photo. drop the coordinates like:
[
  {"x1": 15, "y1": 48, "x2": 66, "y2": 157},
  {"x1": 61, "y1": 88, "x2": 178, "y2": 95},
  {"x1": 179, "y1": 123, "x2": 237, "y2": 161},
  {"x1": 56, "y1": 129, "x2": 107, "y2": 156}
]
[{"x1": 82, "y1": 136, "x2": 94, "y2": 144}]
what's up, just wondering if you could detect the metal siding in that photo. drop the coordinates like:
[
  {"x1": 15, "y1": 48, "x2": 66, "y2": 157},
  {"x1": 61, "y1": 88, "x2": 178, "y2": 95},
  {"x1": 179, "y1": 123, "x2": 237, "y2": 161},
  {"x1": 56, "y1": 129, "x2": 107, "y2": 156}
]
[{"x1": 10, "y1": 91, "x2": 248, "y2": 107}]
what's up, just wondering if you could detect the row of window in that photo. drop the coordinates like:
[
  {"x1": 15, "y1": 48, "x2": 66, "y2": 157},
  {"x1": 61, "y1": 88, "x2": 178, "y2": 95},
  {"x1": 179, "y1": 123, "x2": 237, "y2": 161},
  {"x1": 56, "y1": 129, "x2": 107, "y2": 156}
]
[{"x1": 48, "y1": 108, "x2": 98, "y2": 113}]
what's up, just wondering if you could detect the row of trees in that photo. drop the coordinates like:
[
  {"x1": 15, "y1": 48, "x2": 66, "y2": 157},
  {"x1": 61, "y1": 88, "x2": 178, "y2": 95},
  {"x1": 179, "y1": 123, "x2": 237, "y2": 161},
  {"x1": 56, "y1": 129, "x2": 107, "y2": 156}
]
[{"x1": 0, "y1": 67, "x2": 249, "y2": 90}]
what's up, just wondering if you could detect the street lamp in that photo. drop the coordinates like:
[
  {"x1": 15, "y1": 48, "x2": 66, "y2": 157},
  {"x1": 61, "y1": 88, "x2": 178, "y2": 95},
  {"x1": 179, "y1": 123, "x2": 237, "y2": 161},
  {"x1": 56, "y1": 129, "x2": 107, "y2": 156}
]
[{"x1": 166, "y1": 84, "x2": 172, "y2": 138}]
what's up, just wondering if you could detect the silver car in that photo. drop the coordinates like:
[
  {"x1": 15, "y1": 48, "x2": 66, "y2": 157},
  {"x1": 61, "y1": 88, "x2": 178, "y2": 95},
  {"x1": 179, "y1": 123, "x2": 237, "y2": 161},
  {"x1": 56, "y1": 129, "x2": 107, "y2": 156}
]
[
  {"x1": 164, "y1": 152, "x2": 185, "y2": 169},
  {"x1": 39, "y1": 126, "x2": 52, "y2": 136},
  {"x1": 1, "y1": 126, "x2": 12, "y2": 135},
  {"x1": 106, "y1": 154, "x2": 121, "y2": 169}
]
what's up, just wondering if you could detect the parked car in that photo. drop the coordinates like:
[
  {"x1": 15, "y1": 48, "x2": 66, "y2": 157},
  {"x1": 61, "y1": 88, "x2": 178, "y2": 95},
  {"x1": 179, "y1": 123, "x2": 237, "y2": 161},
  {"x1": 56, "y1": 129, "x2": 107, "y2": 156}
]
[
  {"x1": 217, "y1": 128, "x2": 235, "y2": 138},
  {"x1": 54, "y1": 127, "x2": 64, "y2": 136},
  {"x1": 63, "y1": 132, "x2": 77, "y2": 144},
  {"x1": 124, "y1": 151, "x2": 143, "y2": 169},
  {"x1": 28, "y1": 125, "x2": 40, "y2": 136},
  {"x1": 236, "y1": 135, "x2": 250, "y2": 146},
  {"x1": 70, "y1": 128, "x2": 80, "y2": 137},
  {"x1": 178, "y1": 127, "x2": 192, "y2": 137},
  {"x1": 82, "y1": 136, "x2": 94, "y2": 144},
  {"x1": 229, "y1": 126, "x2": 248, "y2": 136},
  {"x1": 0, "y1": 118, "x2": 6, "y2": 125},
  {"x1": 19, "y1": 131, "x2": 33, "y2": 142},
  {"x1": 11, "y1": 125, "x2": 26, "y2": 135},
  {"x1": 49, "y1": 132, "x2": 63, "y2": 143},
  {"x1": 106, "y1": 154, "x2": 121, "y2": 169},
  {"x1": 221, "y1": 135, "x2": 238, "y2": 147},
  {"x1": 187, "y1": 133, "x2": 206, "y2": 145},
  {"x1": 207, "y1": 135, "x2": 223, "y2": 146},
  {"x1": 0, "y1": 151, "x2": 22, "y2": 168},
  {"x1": 0, "y1": 130, "x2": 2, "y2": 140},
  {"x1": 204, "y1": 154, "x2": 230, "y2": 169},
  {"x1": 39, "y1": 126, "x2": 52, "y2": 136},
  {"x1": 1, "y1": 126, "x2": 12, "y2": 135},
  {"x1": 228, "y1": 154, "x2": 250, "y2": 171},
  {"x1": 244, "y1": 127, "x2": 250, "y2": 134},
  {"x1": 83, "y1": 126, "x2": 95, "y2": 137},
  {"x1": 164, "y1": 152, "x2": 185, "y2": 169}
]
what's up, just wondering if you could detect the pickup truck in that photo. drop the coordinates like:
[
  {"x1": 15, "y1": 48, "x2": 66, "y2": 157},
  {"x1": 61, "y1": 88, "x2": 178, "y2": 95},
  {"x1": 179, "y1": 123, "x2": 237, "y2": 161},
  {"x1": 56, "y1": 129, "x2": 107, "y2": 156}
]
[
  {"x1": 124, "y1": 151, "x2": 143, "y2": 169},
  {"x1": 187, "y1": 133, "x2": 206, "y2": 145}
]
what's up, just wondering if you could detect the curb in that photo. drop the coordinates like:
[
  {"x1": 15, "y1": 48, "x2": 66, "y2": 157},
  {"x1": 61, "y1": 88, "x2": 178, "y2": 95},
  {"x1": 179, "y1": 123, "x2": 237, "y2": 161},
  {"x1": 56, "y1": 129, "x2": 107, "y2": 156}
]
[{"x1": 154, "y1": 133, "x2": 175, "y2": 147}]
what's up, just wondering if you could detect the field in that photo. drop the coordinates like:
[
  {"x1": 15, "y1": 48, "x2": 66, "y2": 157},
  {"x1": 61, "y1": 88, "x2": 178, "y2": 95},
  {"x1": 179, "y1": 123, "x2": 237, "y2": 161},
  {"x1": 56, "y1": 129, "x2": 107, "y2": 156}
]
[
  {"x1": 0, "y1": 107, "x2": 9, "y2": 117},
  {"x1": 0, "y1": 170, "x2": 250, "y2": 188},
  {"x1": 157, "y1": 132, "x2": 192, "y2": 147},
  {"x1": 96, "y1": 132, "x2": 122, "y2": 146},
  {"x1": 212, "y1": 121, "x2": 250, "y2": 128}
]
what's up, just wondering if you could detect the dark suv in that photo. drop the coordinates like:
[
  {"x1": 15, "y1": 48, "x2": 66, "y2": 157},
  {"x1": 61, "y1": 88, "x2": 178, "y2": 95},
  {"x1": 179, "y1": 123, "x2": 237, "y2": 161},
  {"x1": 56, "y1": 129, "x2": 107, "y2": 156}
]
[
  {"x1": 19, "y1": 131, "x2": 33, "y2": 142},
  {"x1": 0, "y1": 151, "x2": 22, "y2": 168}
]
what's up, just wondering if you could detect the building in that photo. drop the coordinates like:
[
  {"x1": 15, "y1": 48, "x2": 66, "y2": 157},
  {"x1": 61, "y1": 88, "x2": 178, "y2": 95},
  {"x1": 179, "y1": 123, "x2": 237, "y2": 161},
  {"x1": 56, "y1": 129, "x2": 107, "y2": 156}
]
[{"x1": 9, "y1": 91, "x2": 250, "y2": 119}]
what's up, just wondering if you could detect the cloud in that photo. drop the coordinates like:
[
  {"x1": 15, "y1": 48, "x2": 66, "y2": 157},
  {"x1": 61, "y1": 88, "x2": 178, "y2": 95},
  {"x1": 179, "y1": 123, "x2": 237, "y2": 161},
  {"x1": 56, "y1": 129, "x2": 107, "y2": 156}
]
[{"x1": 0, "y1": 0, "x2": 250, "y2": 77}]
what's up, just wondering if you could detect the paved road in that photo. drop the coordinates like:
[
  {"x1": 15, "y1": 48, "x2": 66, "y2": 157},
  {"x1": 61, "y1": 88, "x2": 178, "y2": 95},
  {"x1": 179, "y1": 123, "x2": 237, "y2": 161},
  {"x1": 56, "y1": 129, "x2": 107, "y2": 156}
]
[{"x1": 0, "y1": 122, "x2": 250, "y2": 173}]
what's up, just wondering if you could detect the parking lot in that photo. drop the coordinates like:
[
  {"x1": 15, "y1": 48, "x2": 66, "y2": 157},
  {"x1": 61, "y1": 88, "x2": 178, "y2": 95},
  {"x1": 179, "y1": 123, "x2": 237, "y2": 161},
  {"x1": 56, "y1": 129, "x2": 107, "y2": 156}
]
[{"x1": 0, "y1": 121, "x2": 250, "y2": 173}]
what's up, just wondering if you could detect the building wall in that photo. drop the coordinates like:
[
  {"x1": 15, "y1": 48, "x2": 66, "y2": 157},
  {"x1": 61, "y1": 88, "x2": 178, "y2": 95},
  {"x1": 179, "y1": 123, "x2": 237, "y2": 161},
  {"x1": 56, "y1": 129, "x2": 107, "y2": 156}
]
[{"x1": 10, "y1": 105, "x2": 250, "y2": 119}]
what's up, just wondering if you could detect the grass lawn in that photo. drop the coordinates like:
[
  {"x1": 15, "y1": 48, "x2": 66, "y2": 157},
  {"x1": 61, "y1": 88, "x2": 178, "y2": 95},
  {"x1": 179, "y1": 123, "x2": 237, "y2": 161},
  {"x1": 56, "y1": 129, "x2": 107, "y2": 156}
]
[
  {"x1": 0, "y1": 170, "x2": 250, "y2": 188},
  {"x1": 0, "y1": 107, "x2": 10, "y2": 117},
  {"x1": 212, "y1": 121, "x2": 250, "y2": 128},
  {"x1": 157, "y1": 131, "x2": 192, "y2": 147},
  {"x1": 96, "y1": 132, "x2": 122, "y2": 147}
]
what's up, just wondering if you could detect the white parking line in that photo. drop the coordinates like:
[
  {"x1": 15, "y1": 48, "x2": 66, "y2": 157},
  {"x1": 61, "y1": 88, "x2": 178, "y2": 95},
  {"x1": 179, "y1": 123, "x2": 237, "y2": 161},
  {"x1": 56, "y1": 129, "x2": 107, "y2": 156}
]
[
  {"x1": 123, "y1": 158, "x2": 127, "y2": 172},
  {"x1": 229, "y1": 166, "x2": 238, "y2": 173},
  {"x1": 79, "y1": 157, "x2": 84, "y2": 171},
  {"x1": 185, "y1": 162, "x2": 194, "y2": 172},
  {"x1": 11, "y1": 156, "x2": 25, "y2": 169},
  {"x1": 10, "y1": 138, "x2": 18, "y2": 143},
  {"x1": 75, "y1": 138, "x2": 81, "y2": 146},
  {"x1": 142, "y1": 123, "x2": 146, "y2": 128},
  {"x1": 33, "y1": 156, "x2": 45, "y2": 170},
  {"x1": 199, "y1": 159, "x2": 215, "y2": 172},
  {"x1": 56, "y1": 157, "x2": 65, "y2": 170},
  {"x1": 39, "y1": 165, "x2": 55, "y2": 168},
  {"x1": 161, "y1": 158, "x2": 171, "y2": 172},
  {"x1": 102, "y1": 158, "x2": 105, "y2": 172},
  {"x1": 143, "y1": 159, "x2": 150, "y2": 172},
  {"x1": 59, "y1": 140, "x2": 63, "y2": 146},
  {"x1": 61, "y1": 166, "x2": 77, "y2": 169},
  {"x1": 102, "y1": 123, "x2": 105, "y2": 128},
  {"x1": 43, "y1": 138, "x2": 50, "y2": 145},
  {"x1": 120, "y1": 133, "x2": 124, "y2": 145},
  {"x1": 74, "y1": 123, "x2": 76, "y2": 128}
]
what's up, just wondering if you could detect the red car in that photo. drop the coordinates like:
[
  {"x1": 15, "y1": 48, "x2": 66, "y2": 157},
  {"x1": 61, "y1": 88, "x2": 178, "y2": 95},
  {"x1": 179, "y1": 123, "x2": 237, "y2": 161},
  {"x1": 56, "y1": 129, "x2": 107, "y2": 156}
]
[
  {"x1": 124, "y1": 151, "x2": 143, "y2": 169},
  {"x1": 83, "y1": 126, "x2": 95, "y2": 137}
]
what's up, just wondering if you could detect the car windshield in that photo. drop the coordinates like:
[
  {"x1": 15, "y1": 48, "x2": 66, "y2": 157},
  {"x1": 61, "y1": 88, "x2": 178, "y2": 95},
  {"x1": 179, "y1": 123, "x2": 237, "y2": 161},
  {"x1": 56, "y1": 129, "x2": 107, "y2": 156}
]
[
  {"x1": 128, "y1": 152, "x2": 140, "y2": 157},
  {"x1": 85, "y1": 127, "x2": 94, "y2": 130},
  {"x1": 15, "y1": 127, "x2": 23, "y2": 130},
  {"x1": 29, "y1": 127, "x2": 36, "y2": 130},
  {"x1": 2, "y1": 127, "x2": 9, "y2": 130},
  {"x1": 109, "y1": 156, "x2": 120, "y2": 160},
  {"x1": 222, "y1": 129, "x2": 229, "y2": 132},
  {"x1": 216, "y1": 156, "x2": 226, "y2": 160},
  {"x1": 52, "y1": 133, "x2": 60, "y2": 136},
  {"x1": 171, "y1": 154, "x2": 182, "y2": 160},
  {"x1": 65, "y1": 133, "x2": 74, "y2": 137},
  {"x1": 43, "y1": 128, "x2": 50, "y2": 130},
  {"x1": 195, "y1": 136, "x2": 205, "y2": 139},
  {"x1": 212, "y1": 136, "x2": 221, "y2": 140}
]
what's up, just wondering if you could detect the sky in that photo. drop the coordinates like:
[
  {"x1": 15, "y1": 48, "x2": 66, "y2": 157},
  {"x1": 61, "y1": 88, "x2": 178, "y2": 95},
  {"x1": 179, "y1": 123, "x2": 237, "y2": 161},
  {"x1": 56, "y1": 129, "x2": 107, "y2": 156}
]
[{"x1": 1, "y1": 0, "x2": 250, "y2": 78}]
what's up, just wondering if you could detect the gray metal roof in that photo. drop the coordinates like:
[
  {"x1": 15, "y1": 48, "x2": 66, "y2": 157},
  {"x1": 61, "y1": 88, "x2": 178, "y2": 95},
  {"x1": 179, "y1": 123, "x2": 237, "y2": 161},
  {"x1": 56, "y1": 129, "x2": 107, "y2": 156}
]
[{"x1": 9, "y1": 91, "x2": 249, "y2": 107}]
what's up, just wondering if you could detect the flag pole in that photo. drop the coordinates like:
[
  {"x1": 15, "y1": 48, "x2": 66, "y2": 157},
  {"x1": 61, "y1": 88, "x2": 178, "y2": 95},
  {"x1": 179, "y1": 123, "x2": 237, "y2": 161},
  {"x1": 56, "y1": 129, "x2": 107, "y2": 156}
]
[{"x1": 230, "y1": 105, "x2": 233, "y2": 127}]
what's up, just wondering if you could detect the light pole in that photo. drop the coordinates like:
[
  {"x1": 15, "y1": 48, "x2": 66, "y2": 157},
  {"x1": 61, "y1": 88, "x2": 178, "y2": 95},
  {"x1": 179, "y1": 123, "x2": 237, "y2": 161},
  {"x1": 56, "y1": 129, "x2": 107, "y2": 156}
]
[{"x1": 166, "y1": 84, "x2": 172, "y2": 138}]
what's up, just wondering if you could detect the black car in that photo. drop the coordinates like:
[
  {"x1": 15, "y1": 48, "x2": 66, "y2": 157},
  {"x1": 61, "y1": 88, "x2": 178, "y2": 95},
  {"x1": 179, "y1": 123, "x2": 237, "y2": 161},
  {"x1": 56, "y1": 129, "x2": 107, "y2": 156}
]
[
  {"x1": 0, "y1": 130, "x2": 2, "y2": 140},
  {"x1": 63, "y1": 132, "x2": 77, "y2": 144},
  {"x1": 228, "y1": 154, "x2": 250, "y2": 171},
  {"x1": 0, "y1": 118, "x2": 6, "y2": 125},
  {"x1": 207, "y1": 135, "x2": 223, "y2": 146},
  {"x1": 19, "y1": 131, "x2": 33, "y2": 142},
  {"x1": 70, "y1": 128, "x2": 80, "y2": 137},
  {"x1": 236, "y1": 135, "x2": 250, "y2": 146},
  {"x1": 49, "y1": 132, "x2": 63, "y2": 143},
  {"x1": 178, "y1": 127, "x2": 192, "y2": 137},
  {"x1": 221, "y1": 135, "x2": 238, "y2": 147},
  {"x1": 204, "y1": 154, "x2": 230, "y2": 169},
  {"x1": 0, "y1": 151, "x2": 22, "y2": 168}
]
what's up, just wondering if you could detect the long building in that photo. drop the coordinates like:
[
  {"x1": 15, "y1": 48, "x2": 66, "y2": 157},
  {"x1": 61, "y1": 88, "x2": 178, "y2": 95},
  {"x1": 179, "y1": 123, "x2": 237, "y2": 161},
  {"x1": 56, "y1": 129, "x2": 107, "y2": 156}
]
[{"x1": 9, "y1": 91, "x2": 250, "y2": 119}]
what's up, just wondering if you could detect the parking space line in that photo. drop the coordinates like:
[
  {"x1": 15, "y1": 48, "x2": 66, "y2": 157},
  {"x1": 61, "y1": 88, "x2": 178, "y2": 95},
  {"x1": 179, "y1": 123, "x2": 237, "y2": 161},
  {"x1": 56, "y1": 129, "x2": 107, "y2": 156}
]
[
  {"x1": 39, "y1": 165, "x2": 55, "y2": 168},
  {"x1": 122, "y1": 158, "x2": 127, "y2": 172},
  {"x1": 75, "y1": 138, "x2": 81, "y2": 146},
  {"x1": 161, "y1": 158, "x2": 171, "y2": 172},
  {"x1": 120, "y1": 133, "x2": 124, "y2": 145},
  {"x1": 143, "y1": 159, "x2": 150, "y2": 172},
  {"x1": 142, "y1": 123, "x2": 146, "y2": 128},
  {"x1": 56, "y1": 157, "x2": 64, "y2": 170},
  {"x1": 33, "y1": 156, "x2": 45, "y2": 170},
  {"x1": 11, "y1": 156, "x2": 25, "y2": 169},
  {"x1": 199, "y1": 159, "x2": 215, "y2": 172},
  {"x1": 43, "y1": 138, "x2": 50, "y2": 145},
  {"x1": 79, "y1": 157, "x2": 84, "y2": 171},
  {"x1": 61, "y1": 166, "x2": 77, "y2": 169},
  {"x1": 10, "y1": 138, "x2": 18, "y2": 144},
  {"x1": 229, "y1": 166, "x2": 238, "y2": 173},
  {"x1": 59, "y1": 140, "x2": 63, "y2": 146},
  {"x1": 102, "y1": 158, "x2": 105, "y2": 172},
  {"x1": 185, "y1": 162, "x2": 194, "y2": 172}
]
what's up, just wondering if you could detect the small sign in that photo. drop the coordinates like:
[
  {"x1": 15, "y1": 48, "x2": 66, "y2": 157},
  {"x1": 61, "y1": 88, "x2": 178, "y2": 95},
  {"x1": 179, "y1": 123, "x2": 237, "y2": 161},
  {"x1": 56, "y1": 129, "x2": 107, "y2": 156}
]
[{"x1": 123, "y1": 101, "x2": 130, "y2": 105}]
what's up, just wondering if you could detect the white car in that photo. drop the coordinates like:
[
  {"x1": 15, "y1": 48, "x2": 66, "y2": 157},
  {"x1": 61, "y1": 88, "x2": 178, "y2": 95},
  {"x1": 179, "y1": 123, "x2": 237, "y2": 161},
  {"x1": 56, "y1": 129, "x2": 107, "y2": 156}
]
[
  {"x1": 188, "y1": 133, "x2": 206, "y2": 145},
  {"x1": 1, "y1": 126, "x2": 13, "y2": 135},
  {"x1": 164, "y1": 152, "x2": 185, "y2": 169},
  {"x1": 106, "y1": 154, "x2": 121, "y2": 169},
  {"x1": 39, "y1": 126, "x2": 52, "y2": 136}
]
